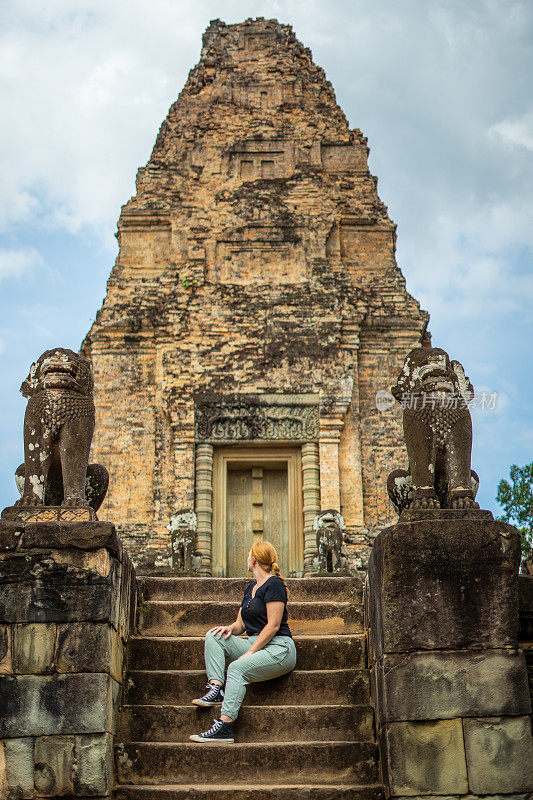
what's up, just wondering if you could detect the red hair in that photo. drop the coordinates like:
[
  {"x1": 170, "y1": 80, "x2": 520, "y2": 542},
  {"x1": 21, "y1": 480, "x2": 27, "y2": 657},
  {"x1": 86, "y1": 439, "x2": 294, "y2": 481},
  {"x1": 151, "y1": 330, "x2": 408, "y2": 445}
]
[{"x1": 250, "y1": 540, "x2": 289, "y2": 596}]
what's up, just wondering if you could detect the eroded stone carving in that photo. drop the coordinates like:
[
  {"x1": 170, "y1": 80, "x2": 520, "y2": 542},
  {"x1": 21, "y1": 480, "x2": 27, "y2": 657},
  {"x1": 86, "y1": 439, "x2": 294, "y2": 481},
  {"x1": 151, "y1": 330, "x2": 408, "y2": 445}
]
[
  {"x1": 2, "y1": 348, "x2": 108, "y2": 522},
  {"x1": 312, "y1": 509, "x2": 349, "y2": 574},
  {"x1": 387, "y1": 346, "x2": 480, "y2": 513},
  {"x1": 167, "y1": 509, "x2": 201, "y2": 573},
  {"x1": 195, "y1": 401, "x2": 319, "y2": 442}
]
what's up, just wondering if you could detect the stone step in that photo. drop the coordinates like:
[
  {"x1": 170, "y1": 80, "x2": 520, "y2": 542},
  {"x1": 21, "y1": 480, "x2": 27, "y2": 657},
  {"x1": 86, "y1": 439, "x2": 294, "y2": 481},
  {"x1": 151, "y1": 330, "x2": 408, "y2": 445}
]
[
  {"x1": 139, "y1": 577, "x2": 362, "y2": 603},
  {"x1": 125, "y1": 669, "x2": 370, "y2": 706},
  {"x1": 115, "y1": 741, "x2": 379, "y2": 786},
  {"x1": 117, "y1": 703, "x2": 374, "y2": 743},
  {"x1": 127, "y1": 634, "x2": 366, "y2": 671},
  {"x1": 115, "y1": 783, "x2": 385, "y2": 800},
  {"x1": 139, "y1": 601, "x2": 363, "y2": 637}
]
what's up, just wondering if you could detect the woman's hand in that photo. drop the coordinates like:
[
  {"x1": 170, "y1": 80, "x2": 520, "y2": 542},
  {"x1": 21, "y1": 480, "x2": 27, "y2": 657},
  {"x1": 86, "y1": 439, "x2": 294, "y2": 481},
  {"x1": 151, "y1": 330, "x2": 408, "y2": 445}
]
[
  {"x1": 209, "y1": 609, "x2": 245, "y2": 639},
  {"x1": 208, "y1": 625, "x2": 233, "y2": 639}
]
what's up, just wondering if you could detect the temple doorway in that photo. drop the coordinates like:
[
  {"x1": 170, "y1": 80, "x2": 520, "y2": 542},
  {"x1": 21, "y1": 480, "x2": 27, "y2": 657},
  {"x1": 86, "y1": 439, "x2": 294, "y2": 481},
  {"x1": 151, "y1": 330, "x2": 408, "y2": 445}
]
[{"x1": 212, "y1": 446, "x2": 303, "y2": 577}]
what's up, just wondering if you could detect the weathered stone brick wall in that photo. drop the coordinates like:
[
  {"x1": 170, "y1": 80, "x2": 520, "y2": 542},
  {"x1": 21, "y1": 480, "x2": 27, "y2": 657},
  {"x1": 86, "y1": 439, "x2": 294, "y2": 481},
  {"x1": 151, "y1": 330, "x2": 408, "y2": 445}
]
[
  {"x1": 83, "y1": 18, "x2": 428, "y2": 569},
  {"x1": 0, "y1": 521, "x2": 136, "y2": 798}
]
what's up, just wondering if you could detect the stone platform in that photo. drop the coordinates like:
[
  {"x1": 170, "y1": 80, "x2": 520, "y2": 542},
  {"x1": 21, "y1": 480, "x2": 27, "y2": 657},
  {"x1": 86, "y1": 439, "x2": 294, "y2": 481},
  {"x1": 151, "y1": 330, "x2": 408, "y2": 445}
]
[
  {"x1": 0, "y1": 519, "x2": 136, "y2": 798},
  {"x1": 366, "y1": 512, "x2": 533, "y2": 797}
]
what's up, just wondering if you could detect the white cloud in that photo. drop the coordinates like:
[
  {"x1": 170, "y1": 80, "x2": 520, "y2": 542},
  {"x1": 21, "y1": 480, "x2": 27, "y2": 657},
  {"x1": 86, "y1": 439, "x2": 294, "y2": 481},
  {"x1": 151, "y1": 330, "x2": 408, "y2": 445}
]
[
  {"x1": 401, "y1": 219, "x2": 533, "y2": 324},
  {"x1": 0, "y1": 2, "x2": 185, "y2": 246},
  {"x1": 0, "y1": 248, "x2": 43, "y2": 283},
  {"x1": 490, "y1": 112, "x2": 533, "y2": 151}
]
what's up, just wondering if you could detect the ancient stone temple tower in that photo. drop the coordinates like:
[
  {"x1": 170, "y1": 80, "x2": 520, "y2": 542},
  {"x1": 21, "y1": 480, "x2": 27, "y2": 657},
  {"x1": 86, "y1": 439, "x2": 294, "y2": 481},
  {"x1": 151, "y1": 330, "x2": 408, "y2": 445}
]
[{"x1": 83, "y1": 18, "x2": 428, "y2": 574}]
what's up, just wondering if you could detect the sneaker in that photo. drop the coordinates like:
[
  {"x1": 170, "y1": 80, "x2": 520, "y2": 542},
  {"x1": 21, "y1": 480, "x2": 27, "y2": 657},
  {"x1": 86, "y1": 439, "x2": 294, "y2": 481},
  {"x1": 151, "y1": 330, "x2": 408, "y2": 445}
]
[
  {"x1": 189, "y1": 718, "x2": 234, "y2": 743},
  {"x1": 192, "y1": 682, "x2": 224, "y2": 707}
]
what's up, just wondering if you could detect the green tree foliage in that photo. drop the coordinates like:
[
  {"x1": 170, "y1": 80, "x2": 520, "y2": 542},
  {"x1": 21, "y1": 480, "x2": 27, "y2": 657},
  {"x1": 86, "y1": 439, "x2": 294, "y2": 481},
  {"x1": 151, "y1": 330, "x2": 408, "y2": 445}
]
[{"x1": 496, "y1": 462, "x2": 533, "y2": 556}]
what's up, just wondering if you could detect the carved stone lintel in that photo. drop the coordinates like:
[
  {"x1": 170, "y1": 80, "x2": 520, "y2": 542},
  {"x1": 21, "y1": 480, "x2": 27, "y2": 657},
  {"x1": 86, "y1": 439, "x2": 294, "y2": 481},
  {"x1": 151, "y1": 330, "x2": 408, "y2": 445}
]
[{"x1": 195, "y1": 399, "x2": 319, "y2": 442}]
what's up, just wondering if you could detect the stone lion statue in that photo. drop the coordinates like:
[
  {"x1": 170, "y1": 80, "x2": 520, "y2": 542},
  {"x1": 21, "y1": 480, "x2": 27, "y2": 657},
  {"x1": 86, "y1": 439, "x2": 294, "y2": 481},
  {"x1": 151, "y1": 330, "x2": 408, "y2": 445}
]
[
  {"x1": 313, "y1": 509, "x2": 347, "y2": 573},
  {"x1": 388, "y1": 345, "x2": 479, "y2": 512},
  {"x1": 2, "y1": 348, "x2": 108, "y2": 519}
]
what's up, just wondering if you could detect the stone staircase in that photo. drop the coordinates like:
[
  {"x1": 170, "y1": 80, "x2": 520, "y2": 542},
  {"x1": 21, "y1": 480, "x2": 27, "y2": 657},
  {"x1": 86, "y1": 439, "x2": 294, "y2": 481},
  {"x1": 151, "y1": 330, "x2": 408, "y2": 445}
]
[{"x1": 114, "y1": 577, "x2": 384, "y2": 800}]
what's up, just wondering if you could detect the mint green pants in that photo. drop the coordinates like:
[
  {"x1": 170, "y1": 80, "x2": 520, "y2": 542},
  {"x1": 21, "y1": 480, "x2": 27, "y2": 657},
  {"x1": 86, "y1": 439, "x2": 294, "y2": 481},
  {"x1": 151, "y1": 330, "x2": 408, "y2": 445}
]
[{"x1": 204, "y1": 630, "x2": 297, "y2": 720}]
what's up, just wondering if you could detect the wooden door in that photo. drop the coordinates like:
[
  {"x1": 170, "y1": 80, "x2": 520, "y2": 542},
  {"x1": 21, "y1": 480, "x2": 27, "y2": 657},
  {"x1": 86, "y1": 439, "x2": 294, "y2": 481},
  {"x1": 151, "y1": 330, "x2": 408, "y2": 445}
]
[
  {"x1": 262, "y1": 466, "x2": 289, "y2": 569},
  {"x1": 226, "y1": 464, "x2": 289, "y2": 577},
  {"x1": 212, "y1": 447, "x2": 303, "y2": 578},
  {"x1": 226, "y1": 468, "x2": 252, "y2": 578}
]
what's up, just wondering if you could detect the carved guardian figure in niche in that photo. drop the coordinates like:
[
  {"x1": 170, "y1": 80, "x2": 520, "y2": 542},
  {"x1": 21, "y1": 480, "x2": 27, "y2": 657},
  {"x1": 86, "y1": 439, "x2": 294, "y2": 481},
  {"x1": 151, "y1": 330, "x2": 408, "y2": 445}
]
[
  {"x1": 387, "y1": 345, "x2": 479, "y2": 513},
  {"x1": 1, "y1": 348, "x2": 108, "y2": 522},
  {"x1": 167, "y1": 510, "x2": 201, "y2": 574},
  {"x1": 313, "y1": 510, "x2": 347, "y2": 574}
]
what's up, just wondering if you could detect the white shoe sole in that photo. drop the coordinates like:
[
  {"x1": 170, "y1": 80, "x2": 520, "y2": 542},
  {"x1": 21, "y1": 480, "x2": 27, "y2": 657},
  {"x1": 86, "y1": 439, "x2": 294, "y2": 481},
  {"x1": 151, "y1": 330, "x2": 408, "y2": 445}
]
[
  {"x1": 191, "y1": 698, "x2": 222, "y2": 707},
  {"x1": 189, "y1": 734, "x2": 234, "y2": 743}
]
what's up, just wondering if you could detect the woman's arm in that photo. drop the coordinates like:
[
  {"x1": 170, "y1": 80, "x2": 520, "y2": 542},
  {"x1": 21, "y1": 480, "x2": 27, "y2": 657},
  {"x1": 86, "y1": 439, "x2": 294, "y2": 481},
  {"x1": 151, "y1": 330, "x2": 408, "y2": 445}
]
[
  {"x1": 209, "y1": 608, "x2": 246, "y2": 639},
  {"x1": 239, "y1": 601, "x2": 284, "y2": 656}
]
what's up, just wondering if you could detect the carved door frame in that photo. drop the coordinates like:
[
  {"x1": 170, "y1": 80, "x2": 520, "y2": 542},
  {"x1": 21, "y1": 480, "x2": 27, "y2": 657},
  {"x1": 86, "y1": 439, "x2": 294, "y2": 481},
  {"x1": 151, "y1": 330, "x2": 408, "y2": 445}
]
[
  {"x1": 212, "y1": 445, "x2": 303, "y2": 577},
  {"x1": 193, "y1": 394, "x2": 321, "y2": 576}
]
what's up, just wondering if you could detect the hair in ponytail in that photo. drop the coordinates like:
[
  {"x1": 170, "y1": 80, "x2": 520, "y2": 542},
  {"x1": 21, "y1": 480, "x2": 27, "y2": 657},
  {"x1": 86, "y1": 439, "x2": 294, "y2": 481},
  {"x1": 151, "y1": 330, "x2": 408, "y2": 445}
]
[{"x1": 250, "y1": 540, "x2": 289, "y2": 597}]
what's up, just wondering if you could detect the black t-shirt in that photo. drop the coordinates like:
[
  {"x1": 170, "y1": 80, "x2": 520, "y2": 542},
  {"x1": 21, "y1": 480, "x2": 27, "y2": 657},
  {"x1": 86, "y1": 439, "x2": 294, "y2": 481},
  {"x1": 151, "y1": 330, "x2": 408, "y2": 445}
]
[{"x1": 240, "y1": 576, "x2": 292, "y2": 638}]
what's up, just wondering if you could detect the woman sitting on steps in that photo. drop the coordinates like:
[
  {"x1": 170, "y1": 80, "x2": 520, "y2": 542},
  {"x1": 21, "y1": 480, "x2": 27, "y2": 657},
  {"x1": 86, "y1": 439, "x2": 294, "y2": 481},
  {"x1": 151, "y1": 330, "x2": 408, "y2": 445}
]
[{"x1": 190, "y1": 540, "x2": 297, "y2": 743}]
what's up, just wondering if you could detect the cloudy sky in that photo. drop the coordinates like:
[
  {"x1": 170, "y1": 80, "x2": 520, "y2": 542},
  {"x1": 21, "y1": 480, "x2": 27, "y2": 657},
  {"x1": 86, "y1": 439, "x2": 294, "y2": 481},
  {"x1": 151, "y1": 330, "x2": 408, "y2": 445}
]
[{"x1": 1, "y1": 0, "x2": 531, "y2": 515}]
